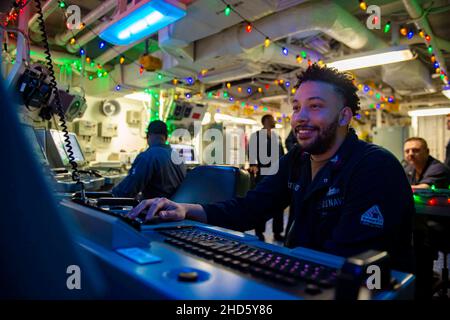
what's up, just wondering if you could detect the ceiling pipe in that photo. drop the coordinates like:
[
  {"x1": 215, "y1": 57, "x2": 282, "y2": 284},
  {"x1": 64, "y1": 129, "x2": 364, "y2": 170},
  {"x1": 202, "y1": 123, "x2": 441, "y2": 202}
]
[
  {"x1": 189, "y1": 0, "x2": 432, "y2": 92},
  {"x1": 400, "y1": 35, "x2": 450, "y2": 53},
  {"x1": 94, "y1": 43, "x2": 135, "y2": 65},
  {"x1": 53, "y1": 0, "x2": 119, "y2": 46},
  {"x1": 194, "y1": 0, "x2": 387, "y2": 63},
  {"x1": 247, "y1": 43, "x2": 322, "y2": 66},
  {"x1": 400, "y1": 97, "x2": 450, "y2": 108},
  {"x1": 28, "y1": 0, "x2": 60, "y2": 42},
  {"x1": 65, "y1": 22, "x2": 107, "y2": 53},
  {"x1": 402, "y1": 0, "x2": 448, "y2": 78}
]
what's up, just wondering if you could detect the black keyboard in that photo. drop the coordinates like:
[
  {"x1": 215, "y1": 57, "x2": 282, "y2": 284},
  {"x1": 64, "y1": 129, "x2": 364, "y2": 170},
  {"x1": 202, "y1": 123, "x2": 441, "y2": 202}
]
[
  {"x1": 71, "y1": 198, "x2": 162, "y2": 229},
  {"x1": 159, "y1": 226, "x2": 338, "y2": 289}
]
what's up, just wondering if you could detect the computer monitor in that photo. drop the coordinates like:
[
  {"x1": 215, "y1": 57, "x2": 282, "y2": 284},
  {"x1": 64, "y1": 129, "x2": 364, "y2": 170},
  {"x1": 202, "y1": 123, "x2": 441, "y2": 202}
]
[
  {"x1": 47, "y1": 129, "x2": 86, "y2": 168},
  {"x1": 34, "y1": 127, "x2": 46, "y2": 154},
  {"x1": 20, "y1": 124, "x2": 49, "y2": 166}
]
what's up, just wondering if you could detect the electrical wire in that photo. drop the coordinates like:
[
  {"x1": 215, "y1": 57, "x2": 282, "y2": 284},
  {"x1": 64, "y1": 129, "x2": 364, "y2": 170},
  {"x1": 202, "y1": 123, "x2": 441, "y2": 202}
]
[{"x1": 33, "y1": 0, "x2": 85, "y2": 197}]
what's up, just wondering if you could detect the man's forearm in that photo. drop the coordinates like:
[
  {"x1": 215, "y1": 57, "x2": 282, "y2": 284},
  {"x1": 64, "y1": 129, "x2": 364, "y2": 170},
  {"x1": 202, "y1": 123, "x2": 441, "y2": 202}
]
[
  {"x1": 183, "y1": 203, "x2": 208, "y2": 223},
  {"x1": 412, "y1": 183, "x2": 430, "y2": 189}
]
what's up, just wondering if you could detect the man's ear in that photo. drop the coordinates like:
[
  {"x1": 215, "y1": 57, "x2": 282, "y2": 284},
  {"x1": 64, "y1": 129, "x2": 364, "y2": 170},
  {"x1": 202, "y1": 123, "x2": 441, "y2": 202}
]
[{"x1": 339, "y1": 107, "x2": 353, "y2": 126}]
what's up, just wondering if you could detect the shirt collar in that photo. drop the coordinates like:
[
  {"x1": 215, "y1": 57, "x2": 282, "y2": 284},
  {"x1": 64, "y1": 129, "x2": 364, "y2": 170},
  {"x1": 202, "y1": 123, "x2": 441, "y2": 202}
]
[{"x1": 149, "y1": 142, "x2": 170, "y2": 149}]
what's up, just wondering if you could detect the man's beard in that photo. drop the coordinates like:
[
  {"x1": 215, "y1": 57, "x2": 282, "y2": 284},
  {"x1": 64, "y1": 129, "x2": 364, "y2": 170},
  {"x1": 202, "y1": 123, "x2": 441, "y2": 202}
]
[{"x1": 298, "y1": 115, "x2": 339, "y2": 155}]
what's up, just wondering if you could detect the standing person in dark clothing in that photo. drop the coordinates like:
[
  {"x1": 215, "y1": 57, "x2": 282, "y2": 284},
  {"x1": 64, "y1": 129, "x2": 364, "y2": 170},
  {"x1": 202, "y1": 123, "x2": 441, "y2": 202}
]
[
  {"x1": 112, "y1": 120, "x2": 186, "y2": 199},
  {"x1": 285, "y1": 129, "x2": 298, "y2": 152},
  {"x1": 403, "y1": 137, "x2": 450, "y2": 189},
  {"x1": 248, "y1": 114, "x2": 285, "y2": 241},
  {"x1": 129, "y1": 64, "x2": 414, "y2": 274}
]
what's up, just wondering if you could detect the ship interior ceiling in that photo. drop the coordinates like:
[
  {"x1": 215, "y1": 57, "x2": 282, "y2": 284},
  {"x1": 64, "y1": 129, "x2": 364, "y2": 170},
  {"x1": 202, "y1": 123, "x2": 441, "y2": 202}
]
[{"x1": 1, "y1": 0, "x2": 450, "y2": 303}]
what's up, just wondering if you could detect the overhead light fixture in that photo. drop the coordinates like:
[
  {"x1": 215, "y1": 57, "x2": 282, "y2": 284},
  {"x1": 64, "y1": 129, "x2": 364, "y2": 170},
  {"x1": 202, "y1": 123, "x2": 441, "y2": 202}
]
[
  {"x1": 442, "y1": 88, "x2": 450, "y2": 99},
  {"x1": 326, "y1": 46, "x2": 415, "y2": 71},
  {"x1": 124, "y1": 92, "x2": 152, "y2": 101},
  {"x1": 408, "y1": 107, "x2": 450, "y2": 117},
  {"x1": 99, "y1": 0, "x2": 186, "y2": 46},
  {"x1": 260, "y1": 94, "x2": 288, "y2": 103},
  {"x1": 214, "y1": 113, "x2": 257, "y2": 125}
]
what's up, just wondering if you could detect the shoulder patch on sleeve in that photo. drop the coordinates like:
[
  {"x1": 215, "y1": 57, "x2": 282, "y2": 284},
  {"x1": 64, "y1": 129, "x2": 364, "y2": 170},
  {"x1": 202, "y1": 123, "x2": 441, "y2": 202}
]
[{"x1": 360, "y1": 205, "x2": 384, "y2": 229}]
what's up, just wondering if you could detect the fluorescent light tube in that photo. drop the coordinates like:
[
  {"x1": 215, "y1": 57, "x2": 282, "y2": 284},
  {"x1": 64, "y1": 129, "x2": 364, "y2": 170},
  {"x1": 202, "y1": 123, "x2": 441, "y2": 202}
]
[
  {"x1": 124, "y1": 92, "x2": 152, "y2": 101},
  {"x1": 408, "y1": 108, "x2": 450, "y2": 117},
  {"x1": 214, "y1": 113, "x2": 257, "y2": 125},
  {"x1": 327, "y1": 46, "x2": 415, "y2": 71}
]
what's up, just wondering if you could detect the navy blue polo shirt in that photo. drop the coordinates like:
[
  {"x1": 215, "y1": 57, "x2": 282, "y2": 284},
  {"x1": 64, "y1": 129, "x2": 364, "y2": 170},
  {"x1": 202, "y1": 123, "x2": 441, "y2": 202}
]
[
  {"x1": 404, "y1": 156, "x2": 450, "y2": 189},
  {"x1": 204, "y1": 129, "x2": 414, "y2": 272},
  {"x1": 112, "y1": 143, "x2": 186, "y2": 199}
]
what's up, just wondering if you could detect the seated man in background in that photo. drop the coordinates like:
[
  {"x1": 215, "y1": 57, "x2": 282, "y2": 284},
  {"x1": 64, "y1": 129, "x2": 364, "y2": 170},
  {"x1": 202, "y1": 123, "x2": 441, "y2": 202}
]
[
  {"x1": 403, "y1": 137, "x2": 450, "y2": 189},
  {"x1": 112, "y1": 120, "x2": 186, "y2": 199},
  {"x1": 128, "y1": 64, "x2": 415, "y2": 274},
  {"x1": 404, "y1": 137, "x2": 450, "y2": 298}
]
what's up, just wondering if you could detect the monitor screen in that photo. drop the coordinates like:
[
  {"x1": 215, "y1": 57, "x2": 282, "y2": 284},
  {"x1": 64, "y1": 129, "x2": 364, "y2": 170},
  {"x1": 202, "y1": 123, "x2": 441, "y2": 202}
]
[
  {"x1": 21, "y1": 124, "x2": 49, "y2": 166},
  {"x1": 34, "y1": 127, "x2": 46, "y2": 154},
  {"x1": 49, "y1": 130, "x2": 85, "y2": 166}
]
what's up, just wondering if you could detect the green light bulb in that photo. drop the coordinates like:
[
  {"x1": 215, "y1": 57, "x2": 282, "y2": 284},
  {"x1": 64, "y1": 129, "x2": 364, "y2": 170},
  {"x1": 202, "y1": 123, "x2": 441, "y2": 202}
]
[{"x1": 225, "y1": 5, "x2": 231, "y2": 16}]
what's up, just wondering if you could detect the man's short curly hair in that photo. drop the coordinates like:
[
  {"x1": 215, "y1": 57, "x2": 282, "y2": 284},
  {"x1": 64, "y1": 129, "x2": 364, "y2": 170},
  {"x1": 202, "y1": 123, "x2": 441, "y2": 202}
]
[{"x1": 295, "y1": 64, "x2": 360, "y2": 115}]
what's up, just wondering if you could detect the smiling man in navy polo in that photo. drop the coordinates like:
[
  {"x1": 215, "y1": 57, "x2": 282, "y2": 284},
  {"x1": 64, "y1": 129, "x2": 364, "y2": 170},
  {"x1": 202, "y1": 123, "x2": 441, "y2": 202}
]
[{"x1": 129, "y1": 65, "x2": 415, "y2": 273}]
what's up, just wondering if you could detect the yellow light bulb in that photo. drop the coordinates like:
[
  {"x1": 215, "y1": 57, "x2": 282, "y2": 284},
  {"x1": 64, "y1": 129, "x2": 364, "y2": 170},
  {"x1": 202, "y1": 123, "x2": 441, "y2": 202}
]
[{"x1": 359, "y1": 1, "x2": 367, "y2": 11}]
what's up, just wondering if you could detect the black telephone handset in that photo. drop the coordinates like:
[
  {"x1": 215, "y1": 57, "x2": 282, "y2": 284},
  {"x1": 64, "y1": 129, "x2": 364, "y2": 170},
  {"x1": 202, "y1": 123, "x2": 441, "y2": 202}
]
[{"x1": 335, "y1": 250, "x2": 392, "y2": 300}]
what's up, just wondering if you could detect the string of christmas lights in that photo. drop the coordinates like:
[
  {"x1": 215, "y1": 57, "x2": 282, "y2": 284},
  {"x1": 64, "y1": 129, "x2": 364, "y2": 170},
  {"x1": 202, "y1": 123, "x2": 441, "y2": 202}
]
[
  {"x1": 2, "y1": 0, "x2": 400, "y2": 116},
  {"x1": 357, "y1": 0, "x2": 448, "y2": 85},
  {"x1": 398, "y1": 23, "x2": 448, "y2": 85}
]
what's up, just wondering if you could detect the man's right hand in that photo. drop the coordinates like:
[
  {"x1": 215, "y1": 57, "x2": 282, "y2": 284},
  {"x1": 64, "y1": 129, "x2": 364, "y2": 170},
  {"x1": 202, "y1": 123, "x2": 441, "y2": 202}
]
[{"x1": 127, "y1": 197, "x2": 187, "y2": 222}]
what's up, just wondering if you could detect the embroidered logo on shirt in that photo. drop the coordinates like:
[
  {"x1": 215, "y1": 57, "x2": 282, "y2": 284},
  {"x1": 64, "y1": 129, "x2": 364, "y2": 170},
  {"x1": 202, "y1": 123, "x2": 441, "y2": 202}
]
[
  {"x1": 360, "y1": 205, "x2": 384, "y2": 229},
  {"x1": 326, "y1": 187, "x2": 340, "y2": 196},
  {"x1": 288, "y1": 182, "x2": 300, "y2": 191},
  {"x1": 319, "y1": 197, "x2": 344, "y2": 209},
  {"x1": 330, "y1": 155, "x2": 339, "y2": 163}
]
